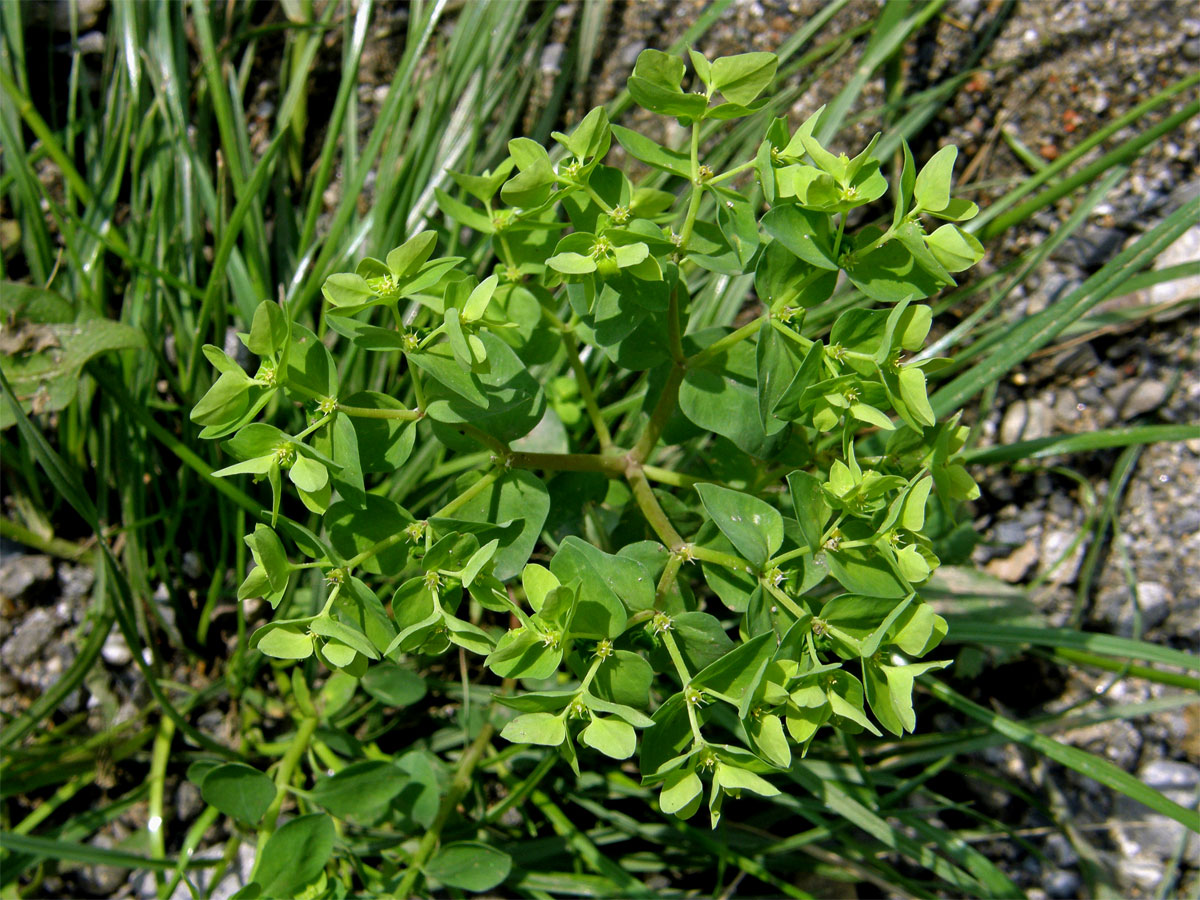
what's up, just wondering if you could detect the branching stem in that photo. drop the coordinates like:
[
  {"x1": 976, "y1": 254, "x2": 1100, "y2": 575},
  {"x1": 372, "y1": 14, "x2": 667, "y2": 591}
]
[{"x1": 395, "y1": 722, "x2": 496, "y2": 899}]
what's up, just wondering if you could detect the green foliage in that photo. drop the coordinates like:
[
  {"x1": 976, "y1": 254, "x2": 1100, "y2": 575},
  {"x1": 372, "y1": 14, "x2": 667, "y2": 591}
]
[
  {"x1": 194, "y1": 45, "x2": 980, "y2": 851},
  {"x1": 1, "y1": 0, "x2": 1196, "y2": 895}
]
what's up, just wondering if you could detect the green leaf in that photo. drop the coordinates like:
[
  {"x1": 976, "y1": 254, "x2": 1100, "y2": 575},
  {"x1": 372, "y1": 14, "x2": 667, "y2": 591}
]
[
  {"x1": 360, "y1": 663, "x2": 426, "y2": 708},
  {"x1": 611, "y1": 125, "x2": 691, "y2": 179},
  {"x1": 628, "y1": 76, "x2": 708, "y2": 118},
  {"x1": 413, "y1": 334, "x2": 546, "y2": 443},
  {"x1": 288, "y1": 454, "x2": 328, "y2": 493},
  {"x1": 691, "y1": 633, "x2": 777, "y2": 717},
  {"x1": 898, "y1": 365, "x2": 936, "y2": 427},
  {"x1": 327, "y1": 494, "x2": 413, "y2": 576},
  {"x1": 659, "y1": 769, "x2": 703, "y2": 815},
  {"x1": 256, "y1": 625, "x2": 314, "y2": 660},
  {"x1": 666, "y1": 611, "x2": 737, "y2": 674},
  {"x1": 502, "y1": 138, "x2": 556, "y2": 208},
  {"x1": 843, "y1": 227, "x2": 947, "y2": 302},
  {"x1": 246, "y1": 524, "x2": 290, "y2": 593},
  {"x1": 755, "y1": 320, "x2": 797, "y2": 436},
  {"x1": 486, "y1": 628, "x2": 562, "y2": 680},
  {"x1": 447, "y1": 159, "x2": 514, "y2": 204},
  {"x1": 253, "y1": 814, "x2": 334, "y2": 900},
  {"x1": 864, "y1": 659, "x2": 951, "y2": 735},
  {"x1": 580, "y1": 716, "x2": 637, "y2": 760},
  {"x1": 925, "y1": 223, "x2": 985, "y2": 272},
  {"x1": 913, "y1": 145, "x2": 957, "y2": 213},
  {"x1": 761, "y1": 205, "x2": 839, "y2": 270},
  {"x1": 200, "y1": 763, "x2": 275, "y2": 824},
  {"x1": 244, "y1": 300, "x2": 289, "y2": 357},
  {"x1": 553, "y1": 106, "x2": 611, "y2": 162},
  {"x1": 551, "y1": 536, "x2": 648, "y2": 626},
  {"x1": 827, "y1": 547, "x2": 908, "y2": 599},
  {"x1": 746, "y1": 713, "x2": 791, "y2": 769},
  {"x1": 695, "y1": 483, "x2": 782, "y2": 571},
  {"x1": 501, "y1": 712, "x2": 566, "y2": 746},
  {"x1": 680, "y1": 332, "x2": 783, "y2": 459},
  {"x1": 710, "y1": 51, "x2": 778, "y2": 105},
  {"x1": 451, "y1": 469, "x2": 549, "y2": 581},
  {"x1": 590, "y1": 650, "x2": 654, "y2": 709},
  {"x1": 340, "y1": 391, "x2": 416, "y2": 473},
  {"x1": 310, "y1": 760, "x2": 408, "y2": 823},
  {"x1": 322, "y1": 272, "x2": 377, "y2": 308},
  {"x1": 386, "y1": 231, "x2": 439, "y2": 277},
  {"x1": 715, "y1": 763, "x2": 779, "y2": 797},
  {"x1": 521, "y1": 564, "x2": 558, "y2": 612},
  {"x1": 462, "y1": 275, "x2": 499, "y2": 322},
  {"x1": 425, "y1": 842, "x2": 512, "y2": 892}
]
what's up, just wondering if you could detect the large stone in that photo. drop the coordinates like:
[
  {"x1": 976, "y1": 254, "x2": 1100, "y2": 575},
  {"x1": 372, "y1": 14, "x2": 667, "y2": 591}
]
[
  {"x1": 1, "y1": 608, "x2": 61, "y2": 668},
  {"x1": 1112, "y1": 760, "x2": 1200, "y2": 863},
  {"x1": 1000, "y1": 398, "x2": 1054, "y2": 444},
  {"x1": 0, "y1": 555, "x2": 55, "y2": 602}
]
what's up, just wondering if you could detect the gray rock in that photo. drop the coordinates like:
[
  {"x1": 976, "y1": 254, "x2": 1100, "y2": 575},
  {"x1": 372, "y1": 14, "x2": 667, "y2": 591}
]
[
  {"x1": 1118, "y1": 858, "x2": 1165, "y2": 892},
  {"x1": 1048, "y1": 491, "x2": 1075, "y2": 521},
  {"x1": 1044, "y1": 869, "x2": 1081, "y2": 899},
  {"x1": 1113, "y1": 760, "x2": 1200, "y2": 863},
  {"x1": 1042, "y1": 529, "x2": 1084, "y2": 584},
  {"x1": 1000, "y1": 398, "x2": 1054, "y2": 444},
  {"x1": 1134, "y1": 581, "x2": 1171, "y2": 631},
  {"x1": 175, "y1": 779, "x2": 204, "y2": 822},
  {"x1": 76, "y1": 833, "x2": 128, "y2": 895},
  {"x1": 59, "y1": 564, "x2": 95, "y2": 604},
  {"x1": 994, "y1": 521, "x2": 1026, "y2": 546},
  {"x1": 1, "y1": 608, "x2": 61, "y2": 668},
  {"x1": 1142, "y1": 759, "x2": 1199, "y2": 798},
  {"x1": 1052, "y1": 224, "x2": 1127, "y2": 270},
  {"x1": 1107, "y1": 378, "x2": 1169, "y2": 419},
  {"x1": 101, "y1": 630, "x2": 132, "y2": 666},
  {"x1": 1168, "y1": 506, "x2": 1200, "y2": 538},
  {"x1": 0, "y1": 554, "x2": 55, "y2": 602},
  {"x1": 1044, "y1": 833, "x2": 1079, "y2": 868}
]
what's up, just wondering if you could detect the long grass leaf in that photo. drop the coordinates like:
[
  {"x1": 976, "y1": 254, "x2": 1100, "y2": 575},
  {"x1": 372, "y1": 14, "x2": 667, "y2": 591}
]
[{"x1": 925, "y1": 679, "x2": 1198, "y2": 830}]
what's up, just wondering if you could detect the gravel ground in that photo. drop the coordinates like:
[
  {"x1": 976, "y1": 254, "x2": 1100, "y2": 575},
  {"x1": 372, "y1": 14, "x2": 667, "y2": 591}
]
[{"x1": 3, "y1": 2, "x2": 1197, "y2": 898}]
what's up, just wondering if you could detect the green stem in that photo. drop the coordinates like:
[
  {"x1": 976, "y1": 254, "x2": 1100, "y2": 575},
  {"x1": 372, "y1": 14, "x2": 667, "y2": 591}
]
[
  {"x1": 483, "y1": 750, "x2": 557, "y2": 824},
  {"x1": 162, "y1": 805, "x2": 221, "y2": 900},
  {"x1": 336, "y1": 403, "x2": 422, "y2": 421},
  {"x1": 832, "y1": 213, "x2": 847, "y2": 260},
  {"x1": 626, "y1": 468, "x2": 684, "y2": 550},
  {"x1": 582, "y1": 183, "x2": 615, "y2": 214},
  {"x1": 148, "y1": 715, "x2": 176, "y2": 895},
  {"x1": 292, "y1": 412, "x2": 332, "y2": 441},
  {"x1": 409, "y1": 364, "x2": 427, "y2": 412},
  {"x1": 659, "y1": 628, "x2": 691, "y2": 686},
  {"x1": 666, "y1": 284, "x2": 686, "y2": 366},
  {"x1": 689, "y1": 544, "x2": 749, "y2": 571},
  {"x1": 632, "y1": 364, "x2": 684, "y2": 464},
  {"x1": 0, "y1": 516, "x2": 89, "y2": 560},
  {"x1": 510, "y1": 451, "x2": 624, "y2": 476},
  {"x1": 655, "y1": 554, "x2": 683, "y2": 608},
  {"x1": 763, "y1": 580, "x2": 809, "y2": 621},
  {"x1": 434, "y1": 466, "x2": 504, "y2": 519},
  {"x1": 710, "y1": 158, "x2": 757, "y2": 185},
  {"x1": 251, "y1": 715, "x2": 318, "y2": 880},
  {"x1": 677, "y1": 123, "x2": 704, "y2": 251},
  {"x1": 396, "y1": 722, "x2": 496, "y2": 899},
  {"x1": 563, "y1": 331, "x2": 614, "y2": 449},
  {"x1": 641, "y1": 464, "x2": 706, "y2": 489},
  {"x1": 688, "y1": 315, "x2": 765, "y2": 369}
]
